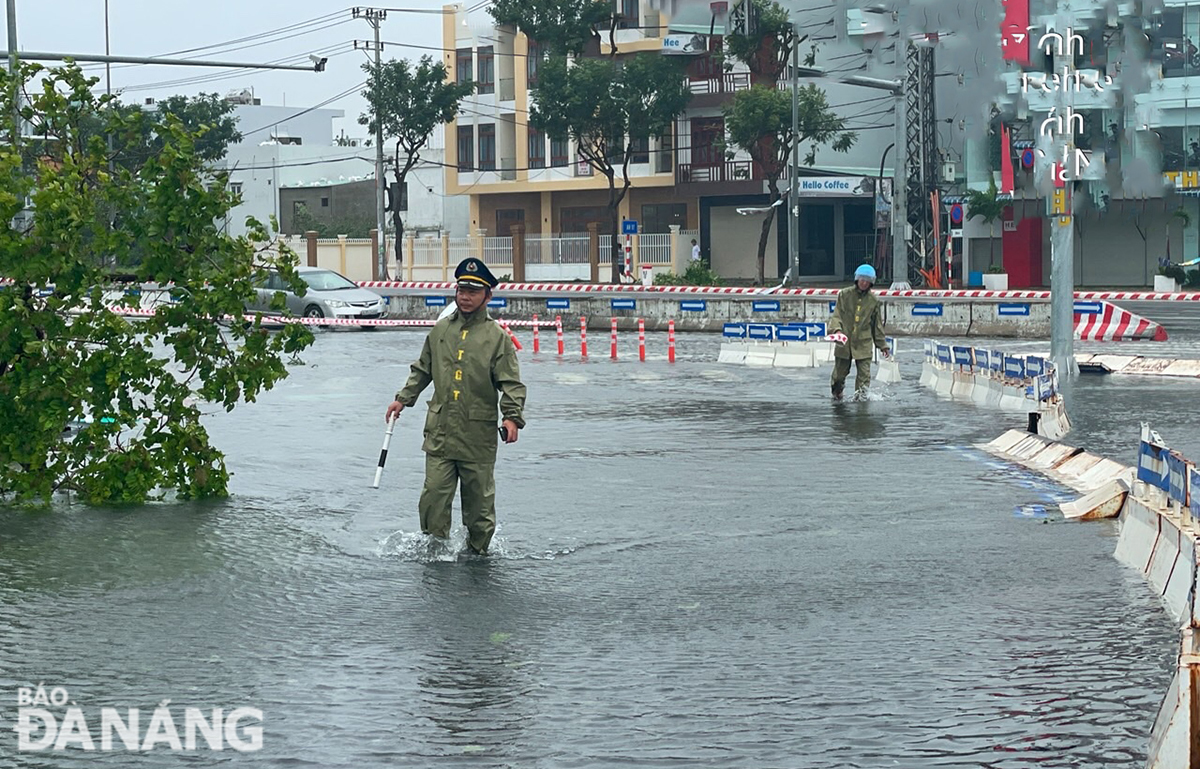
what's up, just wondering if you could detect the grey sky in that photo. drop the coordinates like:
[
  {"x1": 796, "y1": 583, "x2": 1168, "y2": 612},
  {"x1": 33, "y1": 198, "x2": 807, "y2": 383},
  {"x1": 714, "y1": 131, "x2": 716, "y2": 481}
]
[{"x1": 6, "y1": 1, "x2": 481, "y2": 139}]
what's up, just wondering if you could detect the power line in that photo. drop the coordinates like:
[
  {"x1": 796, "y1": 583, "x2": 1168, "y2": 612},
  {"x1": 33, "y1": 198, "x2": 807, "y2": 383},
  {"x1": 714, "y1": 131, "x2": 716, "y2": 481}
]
[
  {"x1": 114, "y1": 46, "x2": 355, "y2": 94},
  {"x1": 239, "y1": 81, "x2": 368, "y2": 138}
]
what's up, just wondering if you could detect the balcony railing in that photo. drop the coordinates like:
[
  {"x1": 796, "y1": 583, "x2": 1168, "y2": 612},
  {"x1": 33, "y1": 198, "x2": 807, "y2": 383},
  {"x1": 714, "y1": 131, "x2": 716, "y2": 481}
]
[
  {"x1": 676, "y1": 161, "x2": 755, "y2": 184},
  {"x1": 687, "y1": 72, "x2": 752, "y2": 95}
]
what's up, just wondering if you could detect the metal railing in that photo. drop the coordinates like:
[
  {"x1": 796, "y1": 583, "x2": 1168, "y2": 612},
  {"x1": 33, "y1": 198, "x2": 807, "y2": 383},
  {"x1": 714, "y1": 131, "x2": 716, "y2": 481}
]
[
  {"x1": 676, "y1": 161, "x2": 754, "y2": 184},
  {"x1": 526, "y1": 234, "x2": 591, "y2": 264},
  {"x1": 687, "y1": 72, "x2": 752, "y2": 95},
  {"x1": 411, "y1": 237, "x2": 443, "y2": 266},
  {"x1": 639, "y1": 233, "x2": 673, "y2": 265}
]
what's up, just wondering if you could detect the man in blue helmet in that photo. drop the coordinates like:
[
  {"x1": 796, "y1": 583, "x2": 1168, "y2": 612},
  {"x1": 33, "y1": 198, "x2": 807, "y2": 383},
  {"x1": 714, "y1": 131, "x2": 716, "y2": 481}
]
[{"x1": 826, "y1": 264, "x2": 890, "y2": 400}]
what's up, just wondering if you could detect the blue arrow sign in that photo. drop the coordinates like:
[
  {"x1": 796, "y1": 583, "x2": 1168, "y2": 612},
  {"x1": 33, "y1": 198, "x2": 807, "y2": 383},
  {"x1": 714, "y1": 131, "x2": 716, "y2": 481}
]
[
  {"x1": 680, "y1": 300, "x2": 706, "y2": 312},
  {"x1": 488, "y1": 297, "x2": 508, "y2": 308},
  {"x1": 912, "y1": 303, "x2": 944, "y2": 316},
  {"x1": 723, "y1": 323, "x2": 747, "y2": 338},
  {"x1": 1074, "y1": 301, "x2": 1102, "y2": 314},
  {"x1": 776, "y1": 326, "x2": 806, "y2": 341},
  {"x1": 997, "y1": 303, "x2": 1030, "y2": 316},
  {"x1": 611, "y1": 298, "x2": 636, "y2": 310},
  {"x1": 952, "y1": 346, "x2": 973, "y2": 366},
  {"x1": 798, "y1": 322, "x2": 826, "y2": 337},
  {"x1": 747, "y1": 324, "x2": 774, "y2": 340},
  {"x1": 425, "y1": 296, "x2": 448, "y2": 306},
  {"x1": 547, "y1": 298, "x2": 571, "y2": 310},
  {"x1": 752, "y1": 300, "x2": 781, "y2": 312}
]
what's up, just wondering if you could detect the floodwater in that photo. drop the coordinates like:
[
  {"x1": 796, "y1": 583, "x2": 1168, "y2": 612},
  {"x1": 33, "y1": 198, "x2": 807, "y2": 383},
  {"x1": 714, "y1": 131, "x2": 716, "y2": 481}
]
[{"x1": 1, "y1": 316, "x2": 1196, "y2": 768}]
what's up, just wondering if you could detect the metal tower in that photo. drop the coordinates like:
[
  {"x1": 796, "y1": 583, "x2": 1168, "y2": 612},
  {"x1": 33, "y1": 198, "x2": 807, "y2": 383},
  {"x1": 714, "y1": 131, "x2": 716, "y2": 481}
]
[{"x1": 902, "y1": 37, "x2": 939, "y2": 286}]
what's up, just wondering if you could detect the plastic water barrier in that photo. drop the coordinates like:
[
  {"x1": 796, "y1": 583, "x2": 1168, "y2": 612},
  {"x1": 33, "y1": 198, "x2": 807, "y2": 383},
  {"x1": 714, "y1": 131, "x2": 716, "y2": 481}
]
[
  {"x1": 718, "y1": 322, "x2": 895, "y2": 377},
  {"x1": 921, "y1": 341, "x2": 1070, "y2": 440}
]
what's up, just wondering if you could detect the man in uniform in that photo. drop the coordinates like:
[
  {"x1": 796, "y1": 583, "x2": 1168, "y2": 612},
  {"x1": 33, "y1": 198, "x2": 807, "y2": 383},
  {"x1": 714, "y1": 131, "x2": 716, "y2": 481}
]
[
  {"x1": 827, "y1": 263, "x2": 891, "y2": 400},
  {"x1": 384, "y1": 258, "x2": 527, "y2": 555}
]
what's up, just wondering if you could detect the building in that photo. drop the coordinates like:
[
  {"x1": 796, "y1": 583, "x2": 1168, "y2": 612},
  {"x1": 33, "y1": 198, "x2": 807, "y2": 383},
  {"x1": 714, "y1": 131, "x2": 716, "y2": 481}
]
[
  {"x1": 217, "y1": 92, "x2": 467, "y2": 241},
  {"x1": 440, "y1": 1, "x2": 922, "y2": 282},
  {"x1": 959, "y1": 0, "x2": 1200, "y2": 287}
]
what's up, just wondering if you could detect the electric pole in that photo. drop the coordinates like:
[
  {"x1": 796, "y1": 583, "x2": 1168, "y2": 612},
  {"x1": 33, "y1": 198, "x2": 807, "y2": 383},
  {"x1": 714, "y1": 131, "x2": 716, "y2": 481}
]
[
  {"x1": 354, "y1": 7, "x2": 389, "y2": 281},
  {"x1": 789, "y1": 23, "x2": 799, "y2": 286},
  {"x1": 1048, "y1": 3, "x2": 1079, "y2": 378},
  {"x1": 7, "y1": 0, "x2": 18, "y2": 146}
]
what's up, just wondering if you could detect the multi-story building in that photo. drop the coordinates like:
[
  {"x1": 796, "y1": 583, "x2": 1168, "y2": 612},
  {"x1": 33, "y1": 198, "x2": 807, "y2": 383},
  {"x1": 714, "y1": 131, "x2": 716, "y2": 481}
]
[
  {"x1": 440, "y1": 1, "x2": 914, "y2": 282},
  {"x1": 960, "y1": 0, "x2": 1200, "y2": 287}
]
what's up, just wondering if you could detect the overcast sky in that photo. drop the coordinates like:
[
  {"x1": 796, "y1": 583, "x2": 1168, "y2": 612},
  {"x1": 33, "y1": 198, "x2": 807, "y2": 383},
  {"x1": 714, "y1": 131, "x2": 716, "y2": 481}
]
[{"x1": 7, "y1": 1, "x2": 484, "y2": 140}]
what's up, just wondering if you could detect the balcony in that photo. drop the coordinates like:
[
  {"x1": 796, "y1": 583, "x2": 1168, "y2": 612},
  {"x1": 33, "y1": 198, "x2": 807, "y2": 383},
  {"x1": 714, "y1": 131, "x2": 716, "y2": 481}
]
[
  {"x1": 676, "y1": 161, "x2": 756, "y2": 184},
  {"x1": 688, "y1": 72, "x2": 752, "y2": 96}
]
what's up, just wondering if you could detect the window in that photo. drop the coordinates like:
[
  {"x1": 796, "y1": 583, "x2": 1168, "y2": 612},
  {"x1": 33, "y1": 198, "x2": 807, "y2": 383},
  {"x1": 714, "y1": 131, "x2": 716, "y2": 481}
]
[
  {"x1": 550, "y1": 135, "x2": 569, "y2": 167},
  {"x1": 561, "y1": 206, "x2": 606, "y2": 233},
  {"x1": 478, "y1": 124, "x2": 496, "y2": 171},
  {"x1": 640, "y1": 203, "x2": 687, "y2": 233},
  {"x1": 456, "y1": 124, "x2": 474, "y2": 170},
  {"x1": 456, "y1": 48, "x2": 473, "y2": 84},
  {"x1": 477, "y1": 46, "x2": 495, "y2": 94},
  {"x1": 528, "y1": 128, "x2": 546, "y2": 169},
  {"x1": 616, "y1": 0, "x2": 639, "y2": 28},
  {"x1": 496, "y1": 208, "x2": 524, "y2": 236},
  {"x1": 229, "y1": 181, "x2": 243, "y2": 196},
  {"x1": 527, "y1": 41, "x2": 543, "y2": 85},
  {"x1": 630, "y1": 136, "x2": 650, "y2": 164},
  {"x1": 320, "y1": 196, "x2": 330, "y2": 208}
]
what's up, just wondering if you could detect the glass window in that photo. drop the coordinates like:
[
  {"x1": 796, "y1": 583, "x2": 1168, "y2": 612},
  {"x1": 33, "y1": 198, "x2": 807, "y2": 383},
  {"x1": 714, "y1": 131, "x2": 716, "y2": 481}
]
[
  {"x1": 457, "y1": 124, "x2": 474, "y2": 170},
  {"x1": 456, "y1": 49, "x2": 473, "y2": 84},
  {"x1": 640, "y1": 203, "x2": 687, "y2": 233},
  {"x1": 616, "y1": 0, "x2": 639, "y2": 28},
  {"x1": 528, "y1": 128, "x2": 546, "y2": 169},
  {"x1": 301, "y1": 270, "x2": 358, "y2": 291},
  {"x1": 561, "y1": 206, "x2": 606, "y2": 232},
  {"x1": 630, "y1": 136, "x2": 649, "y2": 164},
  {"x1": 477, "y1": 46, "x2": 495, "y2": 94},
  {"x1": 527, "y1": 41, "x2": 543, "y2": 85},
  {"x1": 478, "y1": 124, "x2": 496, "y2": 170},
  {"x1": 550, "y1": 135, "x2": 569, "y2": 167}
]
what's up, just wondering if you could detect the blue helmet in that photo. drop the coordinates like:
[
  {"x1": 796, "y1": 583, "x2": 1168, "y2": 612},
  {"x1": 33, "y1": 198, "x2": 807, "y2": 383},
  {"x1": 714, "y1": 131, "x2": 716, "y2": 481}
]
[{"x1": 854, "y1": 264, "x2": 877, "y2": 284}]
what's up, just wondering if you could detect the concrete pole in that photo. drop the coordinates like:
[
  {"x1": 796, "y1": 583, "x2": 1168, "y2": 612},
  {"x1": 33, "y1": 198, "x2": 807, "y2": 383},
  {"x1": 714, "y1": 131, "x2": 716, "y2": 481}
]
[
  {"x1": 1049, "y1": 5, "x2": 1078, "y2": 378},
  {"x1": 373, "y1": 17, "x2": 388, "y2": 281},
  {"x1": 7, "y1": 0, "x2": 18, "y2": 146},
  {"x1": 788, "y1": 25, "x2": 799, "y2": 285}
]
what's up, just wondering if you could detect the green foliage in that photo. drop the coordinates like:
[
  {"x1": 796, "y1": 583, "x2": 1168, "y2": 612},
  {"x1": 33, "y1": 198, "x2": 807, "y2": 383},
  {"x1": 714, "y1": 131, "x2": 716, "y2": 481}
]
[
  {"x1": 1186, "y1": 268, "x2": 1200, "y2": 288},
  {"x1": 77, "y1": 92, "x2": 241, "y2": 172},
  {"x1": 291, "y1": 207, "x2": 376, "y2": 239},
  {"x1": 359, "y1": 55, "x2": 473, "y2": 253},
  {"x1": 1159, "y1": 263, "x2": 1187, "y2": 282},
  {"x1": 488, "y1": 0, "x2": 614, "y2": 56},
  {"x1": 654, "y1": 262, "x2": 722, "y2": 286},
  {"x1": 963, "y1": 177, "x2": 1007, "y2": 227},
  {"x1": 722, "y1": 0, "x2": 807, "y2": 80},
  {"x1": 531, "y1": 53, "x2": 692, "y2": 281},
  {"x1": 0, "y1": 63, "x2": 314, "y2": 505},
  {"x1": 722, "y1": 83, "x2": 854, "y2": 284},
  {"x1": 986, "y1": 264, "x2": 1007, "y2": 274}
]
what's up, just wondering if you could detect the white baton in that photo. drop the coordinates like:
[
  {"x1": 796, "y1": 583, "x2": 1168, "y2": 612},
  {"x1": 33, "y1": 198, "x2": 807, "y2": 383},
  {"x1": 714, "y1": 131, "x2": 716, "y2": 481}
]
[{"x1": 372, "y1": 414, "x2": 397, "y2": 489}]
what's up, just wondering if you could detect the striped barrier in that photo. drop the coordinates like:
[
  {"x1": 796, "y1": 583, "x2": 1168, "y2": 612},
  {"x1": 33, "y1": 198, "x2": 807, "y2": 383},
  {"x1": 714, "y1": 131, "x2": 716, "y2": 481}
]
[
  {"x1": 922, "y1": 341, "x2": 1069, "y2": 440},
  {"x1": 1074, "y1": 300, "x2": 1167, "y2": 341},
  {"x1": 980, "y1": 424, "x2": 1199, "y2": 768}
]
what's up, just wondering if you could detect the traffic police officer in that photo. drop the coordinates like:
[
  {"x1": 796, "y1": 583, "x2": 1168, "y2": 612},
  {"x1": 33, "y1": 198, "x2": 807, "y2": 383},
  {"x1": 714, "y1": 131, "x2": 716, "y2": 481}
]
[
  {"x1": 827, "y1": 264, "x2": 891, "y2": 400},
  {"x1": 385, "y1": 258, "x2": 527, "y2": 555}
]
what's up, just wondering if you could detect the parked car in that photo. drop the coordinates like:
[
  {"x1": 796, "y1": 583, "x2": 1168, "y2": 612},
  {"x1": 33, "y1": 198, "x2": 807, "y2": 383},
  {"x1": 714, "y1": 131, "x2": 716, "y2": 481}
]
[{"x1": 249, "y1": 266, "x2": 386, "y2": 324}]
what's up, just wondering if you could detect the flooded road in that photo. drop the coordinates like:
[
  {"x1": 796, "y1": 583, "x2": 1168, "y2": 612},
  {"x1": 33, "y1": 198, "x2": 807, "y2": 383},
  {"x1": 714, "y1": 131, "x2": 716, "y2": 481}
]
[{"x1": 1, "y1": 323, "x2": 1195, "y2": 768}]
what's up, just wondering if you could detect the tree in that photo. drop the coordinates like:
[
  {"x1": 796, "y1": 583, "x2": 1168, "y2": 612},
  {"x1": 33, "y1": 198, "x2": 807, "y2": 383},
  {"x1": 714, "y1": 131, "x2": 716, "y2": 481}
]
[
  {"x1": 531, "y1": 53, "x2": 692, "y2": 282},
  {"x1": 722, "y1": 0, "x2": 810, "y2": 83},
  {"x1": 964, "y1": 176, "x2": 1008, "y2": 269},
  {"x1": 81, "y1": 92, "x2": 242, "y2": 172},
  {"x1": 292, "y1": 206, "x2": 376, "y2": 239},
  {"x1": 359, "y1": 56, "x2": 473, "y2": 275},
  {"x1": 723, "y1": 84, "x2": 854, "y2": 284},
  {"x1": 489, "y1": 0, "x2": 616, "y2": 57},
  {"x1": 0, "y1": 63, "x2": 313, "y2": 505}
]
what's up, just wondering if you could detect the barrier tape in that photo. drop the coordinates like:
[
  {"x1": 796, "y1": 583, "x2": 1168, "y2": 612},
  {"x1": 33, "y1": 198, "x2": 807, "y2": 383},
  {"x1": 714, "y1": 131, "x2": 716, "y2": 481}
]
[{"x1": 100, "y1": 306, "x2": 556, "y2": 328}]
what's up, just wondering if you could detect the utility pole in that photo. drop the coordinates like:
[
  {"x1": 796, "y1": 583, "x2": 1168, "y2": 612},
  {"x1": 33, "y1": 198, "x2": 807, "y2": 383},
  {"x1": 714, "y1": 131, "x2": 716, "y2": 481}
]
[
  {"x1": 7, "y1": 0, "x2": 18, "y2": 146},
  {"x1": 1048, "y1": 4, "x2": 1079, "y2": 378},
  {"x1": 890, "y1": 56, "x2": 908, "y2": 289},
  {"x1": 354, "y1": 7, "x2": 389, "y2": 281},
  {"x1": 788, "y1": 23, "x2": 799, "y2": 286}
]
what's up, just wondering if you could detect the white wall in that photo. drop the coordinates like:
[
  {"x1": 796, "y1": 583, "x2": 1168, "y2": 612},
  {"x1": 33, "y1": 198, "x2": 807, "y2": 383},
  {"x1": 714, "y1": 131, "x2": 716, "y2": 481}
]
[
  {"x1": 229, "y1": 105, "x2": 345, "y2": 147},
  {"x1": 710, "y1": 206, "x2": 780, "y2": 280}
]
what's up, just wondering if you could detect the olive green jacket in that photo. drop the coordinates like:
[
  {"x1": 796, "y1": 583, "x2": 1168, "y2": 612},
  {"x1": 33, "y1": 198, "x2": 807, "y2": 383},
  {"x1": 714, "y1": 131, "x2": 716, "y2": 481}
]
[
  {"x1": 395, "y1": 307, "x2": 527, "y2": 463},
  {"x1": 828, "y1": 285, "x2": 889, "y2": 361}
]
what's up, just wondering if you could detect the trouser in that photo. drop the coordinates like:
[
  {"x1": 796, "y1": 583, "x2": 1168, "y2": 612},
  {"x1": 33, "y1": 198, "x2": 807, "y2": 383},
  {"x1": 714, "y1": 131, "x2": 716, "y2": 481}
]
[
  {"x1": 418, "y1": 455, "x2": 497, "y2": 554},
  {"x1": 831, "y1": 357, "x2": 873, "y2": 396}
]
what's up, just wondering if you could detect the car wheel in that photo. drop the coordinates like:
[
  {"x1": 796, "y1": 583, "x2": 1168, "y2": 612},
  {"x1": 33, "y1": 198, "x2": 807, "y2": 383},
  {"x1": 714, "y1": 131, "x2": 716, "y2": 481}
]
[{"x1": 304, "y1": 305, "x2": 325, "y2": 319}]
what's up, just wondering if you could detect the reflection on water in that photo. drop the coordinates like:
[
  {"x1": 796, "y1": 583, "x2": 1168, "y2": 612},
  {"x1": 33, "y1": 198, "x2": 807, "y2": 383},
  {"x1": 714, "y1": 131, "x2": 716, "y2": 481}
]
[{"x1": 0, "y1": 330, "x2": 1187, "y2": 767}]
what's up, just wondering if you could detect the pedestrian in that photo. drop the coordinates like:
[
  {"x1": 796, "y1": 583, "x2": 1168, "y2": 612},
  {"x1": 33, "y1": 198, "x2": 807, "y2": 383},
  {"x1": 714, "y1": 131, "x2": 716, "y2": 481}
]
[
  {"x1": 384, "y1": 257, "x2": 527, "y2": 555},
  {"x1": 691, "y1": 239, "x2": 701, "y2": 263},
  {"x1": 827, "y1": 264, "x2": 890, "y2": 400}
]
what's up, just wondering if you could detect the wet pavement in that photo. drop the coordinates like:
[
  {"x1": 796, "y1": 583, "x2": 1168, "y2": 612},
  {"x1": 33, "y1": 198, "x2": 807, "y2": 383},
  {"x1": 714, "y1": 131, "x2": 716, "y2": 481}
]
[{"x1": 1, "y1": 315, "x2": 1198, "y2": 768}]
